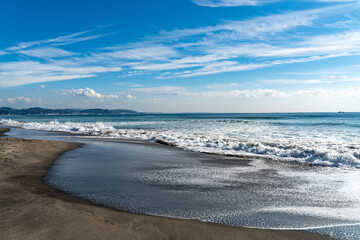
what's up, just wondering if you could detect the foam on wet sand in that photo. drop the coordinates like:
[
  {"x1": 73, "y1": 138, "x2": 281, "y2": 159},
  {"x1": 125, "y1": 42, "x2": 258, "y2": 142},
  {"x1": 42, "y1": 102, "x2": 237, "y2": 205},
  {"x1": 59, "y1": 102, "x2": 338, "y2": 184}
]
[{"x1": 0, "y1": 127, "x2": 333, "y2": 240}]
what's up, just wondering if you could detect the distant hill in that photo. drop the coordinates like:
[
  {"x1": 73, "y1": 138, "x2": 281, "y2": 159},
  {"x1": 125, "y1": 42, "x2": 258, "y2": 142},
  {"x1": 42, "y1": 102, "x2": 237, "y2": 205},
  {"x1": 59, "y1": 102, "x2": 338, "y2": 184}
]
[{"x1": 0, "y1": 107, "x2": 138, "y2": 115}]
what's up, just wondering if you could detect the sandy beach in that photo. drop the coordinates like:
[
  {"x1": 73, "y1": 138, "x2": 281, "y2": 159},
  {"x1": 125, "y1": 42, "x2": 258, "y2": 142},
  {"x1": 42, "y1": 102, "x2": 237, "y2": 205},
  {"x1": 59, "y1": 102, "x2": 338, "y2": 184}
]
[{"x1": 0, "y1": 127, "x2": 333, "y2": 240}]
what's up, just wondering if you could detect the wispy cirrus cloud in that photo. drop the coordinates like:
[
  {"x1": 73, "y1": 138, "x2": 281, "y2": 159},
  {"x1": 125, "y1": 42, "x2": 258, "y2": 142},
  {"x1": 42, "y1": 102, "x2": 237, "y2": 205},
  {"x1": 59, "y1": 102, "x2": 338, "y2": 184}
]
[
  {"x1": 192, "y1": 0, "x2": 274, "y2": 7},
  {"x1": 100, "y1": 45, "x2": 179, "y2": 60},
  {"x1": 152, "y1": 29, "x2": 360, "y2": 78},
  {"x1": 0, "y1": 28, "x2": 123, "y2": 87},
  {"x1": 2, "y1": 30, "x2": 105, "y2": 53},
  {"x1": 111, "y1": 4, "x2": 360, "y2": 78},
  {"x1": 0, "y1": 61, "x2": 121, "y2": 87},
  {"x1": 117, "y1": 71, "x2": 148, "y2": 78},
  {"x1": 163, "y1": 62, "x2": 266, "y2": 78},
  {"x1": 2, "y1": 2, "x2": 360, "y2": 87},
  {"x1": 314, "y1": 0, "x2": 358, "y2": 2},
  {"x1": 157, "y1": 7, "x2": 321, "y2": 41},
  {"x1": 246, "y1": 31, "x2": 360, "y2": 58},
  {"x1": 17, "y1": 47, "x2": 76, "y2": 58},
  {"x1": 192, "y1": 0, "x2": 358, "y2": 7}
]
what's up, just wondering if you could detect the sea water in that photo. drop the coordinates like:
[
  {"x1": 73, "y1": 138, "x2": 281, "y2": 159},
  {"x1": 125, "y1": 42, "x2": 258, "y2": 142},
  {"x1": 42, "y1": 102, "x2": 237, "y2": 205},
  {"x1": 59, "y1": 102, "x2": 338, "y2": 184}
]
[
  {"x1": 1, "y1": 112, "x2": 360, "y2": 169},
  {"x1": 1, "y1": 112, "x2": 360, "y2": 239}
]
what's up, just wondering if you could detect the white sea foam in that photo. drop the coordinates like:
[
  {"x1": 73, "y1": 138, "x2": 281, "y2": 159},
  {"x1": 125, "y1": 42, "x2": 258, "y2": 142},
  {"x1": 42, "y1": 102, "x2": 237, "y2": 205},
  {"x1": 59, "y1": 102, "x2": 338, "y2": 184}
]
[
  {"x1": 259, "y1": 206, "x2": 360, "y2": 222},
  {"x1": 136, "y1": 159, "x2": 268, "y2": 188},
  {"x1": 1, "y1": 118, "x2": 360, "y2": 169}
]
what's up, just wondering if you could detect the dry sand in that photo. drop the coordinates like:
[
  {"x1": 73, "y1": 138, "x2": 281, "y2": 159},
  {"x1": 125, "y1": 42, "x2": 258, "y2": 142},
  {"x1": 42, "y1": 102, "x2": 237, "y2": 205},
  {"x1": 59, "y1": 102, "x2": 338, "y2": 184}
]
[{"x1": 0, "y1": 127, "x2": 334, "y2": 240}]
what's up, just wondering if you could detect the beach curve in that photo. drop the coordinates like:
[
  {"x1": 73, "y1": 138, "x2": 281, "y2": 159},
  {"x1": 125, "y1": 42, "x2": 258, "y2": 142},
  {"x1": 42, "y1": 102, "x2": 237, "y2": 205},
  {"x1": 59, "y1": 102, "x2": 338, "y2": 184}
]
[{"x1": 0, "y1": 127, "x2": 334, "y2": 240}]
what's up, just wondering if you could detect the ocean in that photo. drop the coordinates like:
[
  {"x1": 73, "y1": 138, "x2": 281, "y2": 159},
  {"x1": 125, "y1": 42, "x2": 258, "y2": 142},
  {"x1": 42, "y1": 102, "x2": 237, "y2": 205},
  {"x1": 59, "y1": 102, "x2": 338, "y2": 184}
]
[
  {"x1": 1, "y1": 112, "x2": 360, "y2": 239},
  {"x1": 1, "y1": 112, "x2": 360, "y2": 169}
]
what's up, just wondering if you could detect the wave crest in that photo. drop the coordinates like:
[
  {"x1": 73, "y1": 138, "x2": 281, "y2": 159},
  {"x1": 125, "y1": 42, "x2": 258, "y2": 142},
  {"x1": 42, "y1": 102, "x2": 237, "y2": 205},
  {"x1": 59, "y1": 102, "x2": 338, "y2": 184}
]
[{"x1": 1, "y1": 118, "x2": 359, "y2": 169}]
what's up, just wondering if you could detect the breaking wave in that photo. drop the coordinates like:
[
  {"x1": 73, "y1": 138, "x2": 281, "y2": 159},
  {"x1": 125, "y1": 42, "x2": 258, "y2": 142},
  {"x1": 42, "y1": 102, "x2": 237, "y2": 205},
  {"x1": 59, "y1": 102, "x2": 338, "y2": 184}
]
[{"x1": 1, "y1": 118, "x2": 360, "y2": 169}]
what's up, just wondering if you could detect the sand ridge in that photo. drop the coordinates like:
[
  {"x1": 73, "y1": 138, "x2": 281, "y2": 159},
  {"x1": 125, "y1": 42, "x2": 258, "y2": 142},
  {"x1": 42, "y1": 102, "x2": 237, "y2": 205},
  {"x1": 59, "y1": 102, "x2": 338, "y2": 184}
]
[{"x1": 0, "y1": 127, "x2": 334, "y2": 240}]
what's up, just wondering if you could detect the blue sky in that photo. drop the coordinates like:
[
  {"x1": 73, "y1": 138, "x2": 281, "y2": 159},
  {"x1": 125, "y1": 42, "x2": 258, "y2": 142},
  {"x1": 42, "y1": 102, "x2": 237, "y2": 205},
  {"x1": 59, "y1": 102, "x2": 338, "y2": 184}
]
[{"x1": 1, "y1": 0, "x2": 360, "y2": 112}]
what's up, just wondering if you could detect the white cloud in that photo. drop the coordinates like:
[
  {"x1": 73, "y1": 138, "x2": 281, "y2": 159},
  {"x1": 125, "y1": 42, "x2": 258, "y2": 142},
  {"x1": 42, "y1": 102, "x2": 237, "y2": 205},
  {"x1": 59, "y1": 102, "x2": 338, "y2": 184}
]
[
  {"x1": 204, "y1": 30, "x2": 360, "y2": 59},
  {"x1": 130, "y1": 86, "x2": 192, "y2": 95},
  {"x1": 246, "y1": 31, "x2": 360, "y2": 58},
  {"x1": 6, "y1": 98, "x2": 15, "y2": 103},
  {"x1": 192, "y1": 0, "x2": 273, "y2": 7},
  {"x1": 257, "y1": 75, "x2": 360, "y2": 85},
  {"x1": 0, "y1": 61, "x2": 121, "y2": 87},
  {"x1": 158, "y1": 31, "x2": 360, "y2": 78},
  {"x1": 206, "y1": 83, "x2": 241, "y2": 89},
  {"x1": 130, "y1": 54, "x2": 226, "y2": 71},
  {"x1": 4, "y1": 96, "x2": 32, "y2": 103},
  {"x1": 130, "y1": 86, "x2": 288, "y2": 98},
  {"x1": 329, "y1": 75, "x2": 360, "y2": 82},
  {"x1": 165, "y1": 62, "x2": 266, "y2": 78},
  {"x1": 130, "y1": 85, "x2": 360, "y2": 99},
  {"x1": 2, "y1": 30, "x2": 104, "y2": 53},
  {"x1": 159, "y1": 7, "x2": 321, "y2": 40},
  {"x1": 197, "y1": 89, "x2": 290, "y2": 98},
  {"x1": 132, "y1": 61, "x2": 200, "y2": 71},
  {"x1": 126, "y1": 94, "x2": 136, "y2": 99},
  {"x1": 63, "y1": 88, "x2": 118, "y2": 99},
  {"x1": 38, "y1": 85, "x2": 46, "y2": 89},
  {"x1": 259, "y1": 78, "x2": 333, "y2": 85},
  {"x1": 18, "y1": 47, "x2": 75, "y2": 58},
  {"x1": 102, "y1": 45, "x2": 178, "y2": 61},
  {"x1": 292, "y1": 87, "x2": 360, "y2": 98},
  {"x1": 1, "y1": 3, "x2": 360, "y2": 88},
  {"x1": 126, "y1": 5, "x2": 360, "y2": 78},
  {"x1": 231, "y1": 89, "x2": 290, "y2": 98},
  {"x1": 118, "y1": 71, "x2": 147, "y2": 78},
  {"x1": 192, "y1": 0, "x2": 358, "y2": 7},
  {"x1": 0, "y1": 30, "x2": 120, "y2": 87},
  {"x1": 204, "y1": 87, "x2": 360, "y2": 98},
  {"x1": 314, "y1": 0, "x2": 357, "y2": 2}
]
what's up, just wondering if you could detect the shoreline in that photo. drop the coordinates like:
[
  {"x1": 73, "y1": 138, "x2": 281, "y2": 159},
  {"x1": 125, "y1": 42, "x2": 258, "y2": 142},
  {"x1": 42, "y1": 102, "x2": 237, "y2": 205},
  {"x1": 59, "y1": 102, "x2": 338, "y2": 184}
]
[{"x1": 0, "y1": 127, "x2": 334, "y2": 240}]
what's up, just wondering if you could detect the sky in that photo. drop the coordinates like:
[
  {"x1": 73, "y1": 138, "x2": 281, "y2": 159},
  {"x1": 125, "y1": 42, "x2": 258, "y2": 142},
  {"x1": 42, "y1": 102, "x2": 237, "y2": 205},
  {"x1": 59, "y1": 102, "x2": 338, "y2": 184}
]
[{"x1": 1, "y1": 0, "x2": 360, "y2": 113}]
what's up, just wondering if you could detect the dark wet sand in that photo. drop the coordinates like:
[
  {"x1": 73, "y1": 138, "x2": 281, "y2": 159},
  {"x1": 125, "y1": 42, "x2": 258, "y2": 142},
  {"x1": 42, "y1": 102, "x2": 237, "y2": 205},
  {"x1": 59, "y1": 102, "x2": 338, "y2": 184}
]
[{"x1": 0, "y1": 127, "x2": 334, "y2": 240}]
